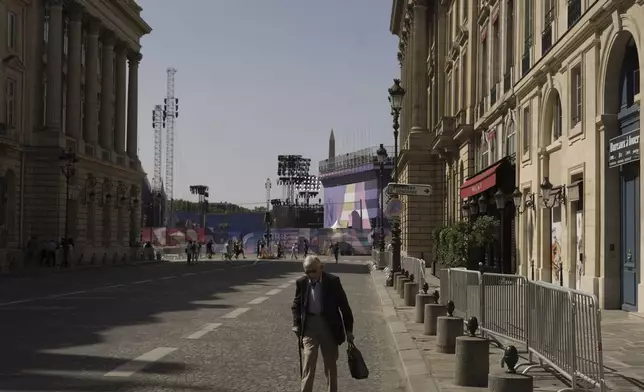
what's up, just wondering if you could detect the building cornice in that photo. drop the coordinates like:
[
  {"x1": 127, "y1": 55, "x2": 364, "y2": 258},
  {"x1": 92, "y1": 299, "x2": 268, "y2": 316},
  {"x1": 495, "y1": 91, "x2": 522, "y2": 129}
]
[
  {"x1": 79, "y1": 0, "x2": 152, "y2": 51},
  {"x1": 390, "y1": 0, "x2": 405, "y2": 35}
]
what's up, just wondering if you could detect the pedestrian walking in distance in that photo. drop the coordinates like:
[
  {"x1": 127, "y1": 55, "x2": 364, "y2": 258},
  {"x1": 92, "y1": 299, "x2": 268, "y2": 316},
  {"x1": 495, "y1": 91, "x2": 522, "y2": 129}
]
[{"x1": 291, "y1": 256, "x2": 354, "y2": 392}]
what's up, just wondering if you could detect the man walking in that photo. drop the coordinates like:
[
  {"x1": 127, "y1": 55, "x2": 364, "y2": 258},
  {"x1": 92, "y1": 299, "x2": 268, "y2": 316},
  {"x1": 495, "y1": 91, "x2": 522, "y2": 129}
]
[{"x1": 291, "y1": 256, "x2": 354, "y2": 392}]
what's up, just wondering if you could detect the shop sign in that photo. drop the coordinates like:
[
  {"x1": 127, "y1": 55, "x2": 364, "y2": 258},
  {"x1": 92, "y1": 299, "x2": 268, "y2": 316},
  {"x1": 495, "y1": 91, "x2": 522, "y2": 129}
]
[{"x1": 608, "y1": 129, "x2": 640, "y2": 168}]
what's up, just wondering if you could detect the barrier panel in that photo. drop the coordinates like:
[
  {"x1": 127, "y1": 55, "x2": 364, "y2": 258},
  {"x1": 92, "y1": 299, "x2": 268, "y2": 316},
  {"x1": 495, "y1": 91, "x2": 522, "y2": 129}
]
[
  {"x1": 441, "y1": 269, "x2": 605, "y2": 392},
  {"x1": 438, "y1": 268, "x2": 449, "y2": 305},
  {"x1": 401, "y1": 256, "x2": 426, "y2": 292}
]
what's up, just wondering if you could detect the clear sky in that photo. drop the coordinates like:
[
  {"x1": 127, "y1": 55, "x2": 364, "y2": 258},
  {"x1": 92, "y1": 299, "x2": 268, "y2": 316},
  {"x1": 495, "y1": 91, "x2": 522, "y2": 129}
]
[{"x1": 136, "y1": 0, "x2": 399, "y2": 207}]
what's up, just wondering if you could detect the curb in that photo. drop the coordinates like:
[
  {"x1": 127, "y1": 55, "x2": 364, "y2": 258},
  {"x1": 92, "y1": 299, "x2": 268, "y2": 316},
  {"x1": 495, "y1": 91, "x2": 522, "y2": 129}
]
[{"x1": 370, "y1": 269, "x2": 441, "y2": 392}]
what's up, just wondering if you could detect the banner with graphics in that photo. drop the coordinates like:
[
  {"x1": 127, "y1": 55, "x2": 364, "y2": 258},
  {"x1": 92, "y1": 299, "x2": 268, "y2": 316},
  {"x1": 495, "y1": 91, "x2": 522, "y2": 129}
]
[{"x1": 141, "y1": 227, "x2": 389, "y2": 256}]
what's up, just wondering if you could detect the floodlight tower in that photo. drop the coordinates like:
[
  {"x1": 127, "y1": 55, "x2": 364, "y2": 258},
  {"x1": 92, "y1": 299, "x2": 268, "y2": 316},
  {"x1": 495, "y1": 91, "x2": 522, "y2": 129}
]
[
  {"x1": 163, "y1": 68, "x2": 178, "y2": 225},
  {"x1": 151, "y1": 105, "x2": 163, "y2": 191}
]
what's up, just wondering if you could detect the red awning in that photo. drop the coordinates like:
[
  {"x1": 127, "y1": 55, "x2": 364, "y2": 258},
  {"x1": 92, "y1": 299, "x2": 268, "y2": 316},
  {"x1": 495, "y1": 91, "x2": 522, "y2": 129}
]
[{"x1": 459, "y1": 161, "x2": 504, "y2": 198}]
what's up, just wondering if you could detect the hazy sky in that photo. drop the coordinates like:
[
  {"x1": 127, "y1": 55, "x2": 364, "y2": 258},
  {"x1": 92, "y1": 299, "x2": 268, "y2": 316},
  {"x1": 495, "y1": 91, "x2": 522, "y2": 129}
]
[{"x1": 136, "y1": 0, "x2": 399, "y2": 207}]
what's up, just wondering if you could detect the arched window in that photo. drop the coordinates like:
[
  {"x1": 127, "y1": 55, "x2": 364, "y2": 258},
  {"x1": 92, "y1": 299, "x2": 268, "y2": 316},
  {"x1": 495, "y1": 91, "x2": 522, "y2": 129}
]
[{"x1": 505, "y1": 114, "x2": 516, "y2": 157}]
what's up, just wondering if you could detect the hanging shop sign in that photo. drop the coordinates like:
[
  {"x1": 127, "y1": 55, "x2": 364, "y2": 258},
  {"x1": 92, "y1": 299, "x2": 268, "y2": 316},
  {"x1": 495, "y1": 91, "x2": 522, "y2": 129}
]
[{"x1": 608, "y1": 129, "x2": 640, "y2": 168}]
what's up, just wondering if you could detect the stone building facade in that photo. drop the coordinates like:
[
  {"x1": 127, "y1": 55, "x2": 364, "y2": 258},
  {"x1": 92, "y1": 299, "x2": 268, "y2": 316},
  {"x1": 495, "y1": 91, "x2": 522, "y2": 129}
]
[
  {"x1": 392, "y1": 0, "x2": 644, "y2": 312},
  {"x1": 390, "y1": 0, "x2": 518, "y2": 269},
  {"x1": 0, "y1": 0, "x2": 151, "y2": 268},
  {"x1": 512, "y1": 0, "x2": 644, "y2": 313}
]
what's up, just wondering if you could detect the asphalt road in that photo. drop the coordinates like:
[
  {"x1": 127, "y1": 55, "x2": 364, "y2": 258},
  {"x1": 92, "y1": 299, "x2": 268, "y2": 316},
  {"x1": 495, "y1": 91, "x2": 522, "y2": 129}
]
[{"x1": 0, "y1": 256, "x2": 406, "y2": 391}]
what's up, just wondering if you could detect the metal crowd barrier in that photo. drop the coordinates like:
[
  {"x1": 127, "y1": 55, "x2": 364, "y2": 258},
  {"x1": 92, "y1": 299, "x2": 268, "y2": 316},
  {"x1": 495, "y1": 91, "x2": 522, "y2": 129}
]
[
  {"x1": 401, "y1": 256, "x2": 426, "y2": 293},
  {"x1": 444, "y1": 269, "x2": 605, "y2": 392},
  {"x1": 371, "y1": 249, "x2": 391, "y2": 269}
]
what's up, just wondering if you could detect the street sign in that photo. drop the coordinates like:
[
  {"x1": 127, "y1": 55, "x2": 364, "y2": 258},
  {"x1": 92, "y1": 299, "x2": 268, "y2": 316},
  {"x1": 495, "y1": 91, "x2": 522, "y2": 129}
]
[
  {"x1": 385, "y1": 199, "x2": 404, "y2": 218},
  {"x1": 386, "y1": 183, "x2": 433, "y2": 197}
]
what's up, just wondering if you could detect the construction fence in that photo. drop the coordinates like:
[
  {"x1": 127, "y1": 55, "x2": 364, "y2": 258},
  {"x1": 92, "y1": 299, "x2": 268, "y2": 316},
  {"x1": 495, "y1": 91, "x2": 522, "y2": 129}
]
[{"x1": 441, "y1": 268, "x2": 605, "y2": 392}]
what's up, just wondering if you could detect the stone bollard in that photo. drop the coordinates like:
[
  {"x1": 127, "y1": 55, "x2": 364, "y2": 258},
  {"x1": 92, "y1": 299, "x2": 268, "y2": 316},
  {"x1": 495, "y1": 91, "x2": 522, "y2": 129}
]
[
  {"x1": 436, "y1": 301, "x2": 462, "y2": 353},
  {"x1": 393, "y1": 273, "x2": 404, "y2": 290},
  {"x1": 424, "y1": 299, "x2": 446, "y2": 335},
  {"x1": 414, "y1": 293, "x2": 434, "y2": 322},
  {"x1": 488, "y1": 373, "x2": 533, "y2": 392},
  {"x1": 487, "y1": 345, "x2": 532, "y2": 392},
  {"x1": 397, "y1": 278, "x2": 410, "y2": 297},
  {"x1": 454, "y1": 317, "x2": 489, "y2": 387},
  {"x1": 403, "y1": 282, "x2": 418, "y2": 306}
]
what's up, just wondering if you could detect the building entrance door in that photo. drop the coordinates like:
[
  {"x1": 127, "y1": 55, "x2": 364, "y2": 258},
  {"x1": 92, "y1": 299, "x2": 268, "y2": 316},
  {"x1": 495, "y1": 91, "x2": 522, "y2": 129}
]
[
  {"x1": 620, "y1": 163, "x2": 639, "y2": 310},
  {"x1": 618, "y1": 39, "x2": 640, "y2": 311}
]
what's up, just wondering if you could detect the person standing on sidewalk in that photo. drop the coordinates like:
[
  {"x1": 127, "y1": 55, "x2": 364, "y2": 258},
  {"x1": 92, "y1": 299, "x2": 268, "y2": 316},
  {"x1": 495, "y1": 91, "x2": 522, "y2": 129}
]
[{"x1": 291, "y1": 256, "x2": 354, "y2": 392}]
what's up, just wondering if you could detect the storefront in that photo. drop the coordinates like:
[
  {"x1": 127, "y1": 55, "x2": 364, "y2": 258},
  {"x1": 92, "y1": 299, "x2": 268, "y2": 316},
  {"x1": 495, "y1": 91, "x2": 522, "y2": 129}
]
[{"x1": 459, "y1": 157, "x2": 516, "y2": 273}]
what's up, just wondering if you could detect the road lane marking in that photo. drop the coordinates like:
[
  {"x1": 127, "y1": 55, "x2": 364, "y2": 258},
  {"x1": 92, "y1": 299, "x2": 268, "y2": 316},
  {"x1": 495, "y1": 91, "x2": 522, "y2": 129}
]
[
  {"x1": 50, "y1": 290, "x2": 87, "y2": 297},
  {"x1": 185, "y1": 323, "x2": 222, "y2": 340},
  {"x1": 221, "y1": 308, "x2": 250, "y2": 319},
  {"x1": 232, "y1": 264, "x2": 254, "y2": 269},
  {"x1": 288, "y1": 279, "x2": 297, "y2": 284},
  {"x1": 247, "y1": 297, "x2": 268, "y2": 305},
  {"x1": 104, "y1": 347, "x2": 177, "y2": 378},
  {"x1": 182, "y1": 273, "x2": 197, "y2": 276},
  {"x1": 278, "y1": 283, "x2": 291, "y2": 289},
  {"x1": 265, "y1": 289, "x2": 282, "y2": 295},
  {"x1": 100, "y1": 284, "x2": 125, "y2": 289},
  {"x1": 159, "y1": 276, "x2": 176, "y2": 280},
  {"x1": 132, "y1": 280, "x2": 153, "y2": 284}
]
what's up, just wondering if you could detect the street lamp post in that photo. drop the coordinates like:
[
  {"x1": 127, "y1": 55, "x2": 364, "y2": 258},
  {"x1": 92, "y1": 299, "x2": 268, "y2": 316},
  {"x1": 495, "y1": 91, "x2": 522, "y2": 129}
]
[
  {"x1": 59, "y1": 149, "x2": 78, "y2": 240},
  {"x1": 388, "y1": 79, "x2": 406, "y2": 276},
  {"x1": 493, "y1": 189, "x2": 507, "y2": 274},
  {"x1": 376, "y1": 144, "x2": 388, "y2": 252},
  {"x1": 59, "y1": 148, "x2": 78, "y2": 268},
  {"x1": 265, "y1": 178, "x2": 272, "y2": 251}
]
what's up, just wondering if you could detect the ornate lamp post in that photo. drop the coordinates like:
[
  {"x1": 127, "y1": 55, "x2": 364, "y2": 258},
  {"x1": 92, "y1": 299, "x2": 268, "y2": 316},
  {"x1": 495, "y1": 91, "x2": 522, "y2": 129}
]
[
  {"x1": 59, "y1": 148, "x2": 78, "y2": 240},
  {"x1": 388, "y1": 79, "x2": 405, "y2": 277},
  {"x1": 376, "y1": 144, "x2": 388, "y2": 252}
]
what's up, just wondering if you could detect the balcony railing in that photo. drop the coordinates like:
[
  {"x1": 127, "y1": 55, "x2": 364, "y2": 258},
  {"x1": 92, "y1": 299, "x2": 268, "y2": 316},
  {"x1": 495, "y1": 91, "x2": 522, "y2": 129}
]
[
  {"x1": 542, "y1": 8, "x2": 555, "y2": 55},
  {"x1": 318, "y1": 145, "x2": 394, "y2": 175},
  {"x1": 568, "y1": 0, "x2": 581, "y2": 28}
]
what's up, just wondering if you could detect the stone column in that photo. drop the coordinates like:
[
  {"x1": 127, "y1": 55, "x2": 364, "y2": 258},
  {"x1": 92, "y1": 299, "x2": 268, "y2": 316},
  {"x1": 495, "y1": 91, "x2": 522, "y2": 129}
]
[
  {"x1": 411, "y1": 0, "x2": 428, "y2": 131},
  {"x1": 127, "y1": 52, "x2": 141, "y2": 158},
  {"x1": 99, "y1": 31, "x2": 115, "y2": 150},
  {"x1": 0, "y1": 0, "x2": 7, "y2": 129},
  {"x1": 83, "y1": 18, "x2": 100, "y2": 145},
  {"x1": 114, "y1": 43, "x2": 127, "y2": 154},
  {"x1": 65, "y1": 4, "x2": 83, "y2": 139},
  {"x1": 45, "y1": 0, "x2": 64, "y2": 131}
]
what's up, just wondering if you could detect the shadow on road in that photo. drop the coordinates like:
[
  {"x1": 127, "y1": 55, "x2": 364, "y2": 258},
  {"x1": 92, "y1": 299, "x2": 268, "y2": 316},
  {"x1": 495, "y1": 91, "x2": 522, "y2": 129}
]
[{"x1": 0, "y1": 259, "x2": 375, "y2": 391}]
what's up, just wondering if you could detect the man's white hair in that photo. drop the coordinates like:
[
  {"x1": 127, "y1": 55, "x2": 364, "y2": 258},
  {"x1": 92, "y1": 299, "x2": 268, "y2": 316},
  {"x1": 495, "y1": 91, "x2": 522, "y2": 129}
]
[{"x1": 303, "y1": 255, "x2": 322, "y2": 268}]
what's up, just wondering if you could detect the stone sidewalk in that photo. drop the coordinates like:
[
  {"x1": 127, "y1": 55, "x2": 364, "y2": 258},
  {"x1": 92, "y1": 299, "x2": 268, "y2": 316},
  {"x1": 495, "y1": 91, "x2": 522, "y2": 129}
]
[
  {"x1": 371, "y1": 268, "x2": 644, "y2": 392},
  {"x1": 371, "y1": 270, "x2": 573, "y2": 392}
]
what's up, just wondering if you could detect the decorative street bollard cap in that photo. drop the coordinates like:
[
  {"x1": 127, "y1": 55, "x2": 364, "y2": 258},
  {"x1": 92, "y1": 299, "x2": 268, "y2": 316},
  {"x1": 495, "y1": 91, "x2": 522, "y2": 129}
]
[
  {"x1": 422, "y1": 282, "x2": 429, "y2": 294},
  {"x1": 446, "y1": 300, "x2": 455, "y2": 316},
  {"x1": 409, "y1": 273, "x2": 414, "y2": 282},
  {"x1": 501, "y1": 345, "x2": 519, "y2": 373},
  {"x1": 403, "y1": 270, "x2": 409, "y2": 277},
  {"x1": 466, "y1": 317, "x2": 478, "y2": 337},
  {"x1": 433, "y1": 290, "x2": 440, "y2": 304}
]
